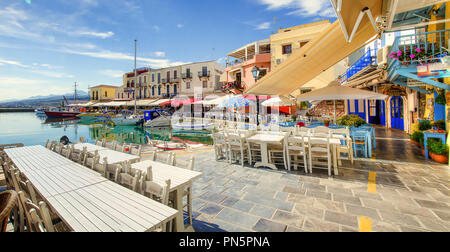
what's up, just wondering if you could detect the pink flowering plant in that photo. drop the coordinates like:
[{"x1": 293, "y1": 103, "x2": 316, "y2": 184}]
[{"x1": 389, "y1": 44, "x2": 440, "y2": 64}]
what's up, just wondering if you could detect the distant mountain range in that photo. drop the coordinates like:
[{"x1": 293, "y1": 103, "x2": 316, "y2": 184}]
[{"x1": 0, "y1": 91, "x2": 90, "y2": 107}]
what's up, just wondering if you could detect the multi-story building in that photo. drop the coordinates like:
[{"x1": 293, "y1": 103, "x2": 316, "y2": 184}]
[
  {"x1": 116, "y1": 68, "x2": 151, "y2": 100},
  {"x1": 180, "y1": 61, "x2": 225, "y2": 97},
  {"x1": 90, "y1": 85, "x2": 119, "y2": 102},
  {"x1": 270, "y1": 21, "x2": 331, "y2": 69},
  {"x1": 148, "y1": 65, "x2": 182, "y2": 98},
  {"x1": 223, "y1": 39, "x2": 272, "y2": 94}
]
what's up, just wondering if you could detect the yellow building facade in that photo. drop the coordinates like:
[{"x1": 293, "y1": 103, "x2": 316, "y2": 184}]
[{"x1": 90, "y1": 85, "x2": 119, "y2": 102}]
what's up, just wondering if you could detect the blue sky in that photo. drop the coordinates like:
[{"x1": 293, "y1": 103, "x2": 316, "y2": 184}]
[{"x1": 0, "y1": 0, "x2": 336, "y2": 101}]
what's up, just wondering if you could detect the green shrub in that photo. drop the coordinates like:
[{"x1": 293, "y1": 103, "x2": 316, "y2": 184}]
[
  {"x1": 427, "y1": 138, "x2": 449, "y2": 156},
  {"x1": 411, "y1": 131, "x2": 424, "y2": 146},
  {"x1": 432, "y1": 120, "x2": 446, "y2": 131},
  {"x1": 419, "y1": 120, "x2": 432, "y2": 131},
  {"x1": 435, "y1": 90, "x2": 446, "y2": 105},
  {"x1": 337, "y1": 115, "x2": 367, "y2": 127}
]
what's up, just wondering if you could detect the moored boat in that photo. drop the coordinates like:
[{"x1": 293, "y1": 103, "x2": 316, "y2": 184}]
[
  {"x1": 44, "y1": 110, "x2": 81, "y2": 118},
  {"x1": 111, "y1": 114, "x2": 144, "y2": 126},
  {"x1": 78, "y1": 112, "x2": 114, "y2": 124}
]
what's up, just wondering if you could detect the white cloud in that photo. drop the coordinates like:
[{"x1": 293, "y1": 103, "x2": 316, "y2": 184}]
[
  {"x1": 0, "y1": 59, "x2": 30, "y2": 68},
  {"x1": 154, "y1": 51, "x2": 166, "y2": 57},
  {"x1": 255, "y1": 22, "x2": 271, "y2": 30},
  {"x1": 73, "y1": 31, "x2": 114, "y2": 39},
  {"x1": 257, "y1": 0, "x2": 335, "y2": 18},
  {"x1": 62, "y1": 48, "x2": 187, "y2": 68},
  {"x1": 177, "y1": 24, "x2": 184, "y2": 29},
  {"x1": 152, "y1": 25, "x2": 160, "y2": 32}
]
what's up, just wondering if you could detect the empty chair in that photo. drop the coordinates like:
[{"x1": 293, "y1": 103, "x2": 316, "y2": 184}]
[
  {"x1": 176, "y1": 156, "x2": 195, "y2": 225},
  {"x1": 83, "y1": 151, "x2": 100, "y2": 170},
  {"x1": 212, "y1": 132, "x2": 228, "y2": 161},
  {"x1": 95, "y1": 139, "x2": 105, "y2": 147},
  {"x1": 308, "y1": 135, "x2": 332, "y2": 176},
  {"x1": 114, "y1": 142, "x2": 126, "y2": 152},
  {"x1": 93, "y1": 157, "x2": 119, "y2": 180},
  {"x1": 130, "y1": 145, "x2": 142, "y2": 157},
  {"x1": 53, "y1": 143, "x2": 64, "y2": 154},
  {"x1": 312, "y1": 126, "x2": 331, "y2": 135},
  {"x1": 285, "y1": 136, "x2": 308, "y2": 173},
  {"x1": 70, "y1": 146, "x2": 87, "y2": 164},
  {"x1": 105, "y1": 141, "x2": 117, "y2": 150},
  {"x1": 351, "y1": 131, "x2": 368, "y2": 158},
  {"x1": 17, "y1": 191, "x2": 69, "y2": 232},
  {"x1": 226, "y1": 133, "x2": 249, "y2": 167},
  {"x1": 0, "y1": 190, "x2": 18, "y2": 233},
  {"x1": 45, "y1": 139, "x2": 52, "y2": 149},
  {"x1": 332, "y1": 128, "x2": 354, "y2": 165},
  {"x1": 154, "y1": 152, "x2": 175, "y2": 165},
  {"x1": 140, "y1": 168, "x2": 172, "y2": 232},
  {"x1": 60, "y1": 145, "x2": 73, "y2": 159},
  {"x1": 115, "y1": 161, "x2": 141, "y2": 192}
]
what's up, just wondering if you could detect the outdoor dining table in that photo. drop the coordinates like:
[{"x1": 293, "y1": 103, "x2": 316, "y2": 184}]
[
  {"x1": 5, "y1": 146, "x2": 178, "y2": 232},
  {"x1": 96, "y1": 149, "x2": 141, "y2": 164},
  {"x1": 292, "y1": 133, "x2": 343, "y2": 176},
  {"x1": 72, "y1": 143, "x2": 107, "y2": 153},
  {"x1": 247, "y1": 133, "x2": 286, "y2": 170},
  {"x1": 131, "y1": 160, "x2": 203, "y2": 232}
]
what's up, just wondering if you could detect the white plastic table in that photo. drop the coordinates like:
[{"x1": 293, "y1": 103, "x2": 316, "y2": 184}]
[
  {"x1": 131, "y1": 160, "x2": 202, "y2": 232},
  {"x1": 247, "y1": 134, "x2": 286, "y2": 170}
]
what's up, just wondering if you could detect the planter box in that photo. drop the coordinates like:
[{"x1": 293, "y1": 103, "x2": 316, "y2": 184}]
[{"x1": 430, "y1": 152, "x2": 449, "y2": 164}]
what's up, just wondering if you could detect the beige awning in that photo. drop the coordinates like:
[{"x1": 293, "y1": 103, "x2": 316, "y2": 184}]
[
  {"x1": 136, "y1": 99, "x2": 157, "y2": 106},
  {"x1": 195, "y1": 95, "x2": 230, "y2": 105},
  {"x1": 246, "y1": 18, "x2": 379, "y2": 96}
]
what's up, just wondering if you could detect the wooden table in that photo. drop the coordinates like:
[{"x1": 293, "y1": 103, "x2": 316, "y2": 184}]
[
  {"x1": 72, "y1": 143, "x2": 107, "y2": 153},
  {"x1": 131, "y1": 160, "x2": 202, "y2": 232},
  {"x1": 96, "y1": 149, "x2": 141, "y2": 165},
  {"x1": 247, "y1": 134, "x2": 286, "y2": 170},
  {"x1": 5, "y1": 146, "x2": 178, "y2": 232}
]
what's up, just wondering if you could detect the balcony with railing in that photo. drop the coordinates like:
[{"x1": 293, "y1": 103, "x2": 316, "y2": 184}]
[
  {"x1": 171, "y1": 77, "x2": 180, "y2": 83},
  {"x1": 162, "y1": 78, "x2": 167, "y2": 84},
  {"x1": 386, "y1": 29, "x2": 450, "y2": 92},
  {"x1": 198, "y1": 71, "x2": 211, "y2": 78},
  {"x1": 340, "y1": 48, "x2": 377, "y2": 84},
  {"x1": 182, "y1": 72, "x2": 192, "y2": 79},
  {"x1": 387, "y1": 29, "x2": 449, "y2": 69}
]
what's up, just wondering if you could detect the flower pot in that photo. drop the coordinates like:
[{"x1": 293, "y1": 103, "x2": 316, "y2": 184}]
[
  {"x1": 421, "y1": 148, "x2": 425, "y2": 157},
  {"x1": 431, "y1": 153, "x2": 449, "y2": 164}
]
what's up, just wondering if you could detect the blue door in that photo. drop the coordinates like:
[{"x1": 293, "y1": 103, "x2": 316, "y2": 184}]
[
  {"x1": 391, "y1": 96, "x2": 404, "y2": 131},
  {"x1": 368, "y1": 100, "x2": 386, "y2": 126},
  {"x1": 348, "y1": 100, "x2": 366, "y2": 120},
  {"x1": 379, "y1": 100, "x2": 386, "y2": 126}
]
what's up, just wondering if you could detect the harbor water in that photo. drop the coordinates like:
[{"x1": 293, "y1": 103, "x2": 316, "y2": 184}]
[{"x1": 0, "y1": 112, "x2": 213, "y2": 146}]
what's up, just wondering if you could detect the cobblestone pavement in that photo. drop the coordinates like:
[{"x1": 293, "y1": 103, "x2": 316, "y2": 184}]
[{"x1": 174, "y1": 147, "x2": 450, "y2": 232}]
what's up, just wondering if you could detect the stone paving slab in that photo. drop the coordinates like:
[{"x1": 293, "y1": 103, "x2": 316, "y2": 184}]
[{"x1": 174, "y1": 148, "x2": 450, "y2": 232}]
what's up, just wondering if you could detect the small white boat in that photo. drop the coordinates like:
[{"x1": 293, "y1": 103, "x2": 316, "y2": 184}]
[
  {"x1": 111, "y1": 115, "x2": 144, "y2": 126},
  {"x1": 35, "y1": 108, "x2": 46, "y2": 117},
  {"x1": 144, "y1": 110, "x2": 171, "y2": 128}
]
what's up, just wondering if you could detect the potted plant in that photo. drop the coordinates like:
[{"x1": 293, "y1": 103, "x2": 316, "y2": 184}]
[
  {"x1": 427, "y1": 139, "x2": 449, "y2": 164},
  {"x1": 410, "y1": 131, "x2": 424, "y2": 148},
  {"x1": 432, "y1": 120, "x2": 446, "y2": 132},
  {"x1": 324, "y1": 120, "x2": 331, "y2": 127},
  {"x1": 337, "y1": 115, "x2": 367, "y2": 128}
]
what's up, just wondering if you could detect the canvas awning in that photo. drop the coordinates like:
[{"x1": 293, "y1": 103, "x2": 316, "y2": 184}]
[
  {"x1": 296, "y1": 81, "x2": 388, "y2": 101},
  {"x1": 261, "y1": 97, "x2": 296, "y2": 107},
  {"x1": 150, "y1": 99, "x2": 170, "y2": 106},
  {"x1": 194, "y1": 95, "x2": 230, "y2": 105},
  {"x1": 135, "y1": 99, "x2": 157, "y2": 106},
  {"x1": 246, "y1": 2, "x2": 382, "y2": 96}
]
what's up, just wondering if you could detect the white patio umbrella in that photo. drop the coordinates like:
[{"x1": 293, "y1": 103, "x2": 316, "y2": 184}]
[
  {"x1": 296, "y1": 81, "x2": 388, "y2": 122},
  {"x1": 261, "y1": 96, "x2": 296, "y2": 107}
]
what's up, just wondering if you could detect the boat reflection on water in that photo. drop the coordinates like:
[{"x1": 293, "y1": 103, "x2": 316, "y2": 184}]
[
  {"x1": 89, "y1": 125, "x2": 213, "y2": 146},
  {"x1": 43, "y1": 117, "x2": 81, "y2": 128}
]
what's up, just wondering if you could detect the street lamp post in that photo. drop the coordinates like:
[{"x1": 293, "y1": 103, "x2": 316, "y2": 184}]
[{"x1": 251, "y1": 66, "x2": 260, "y2": 125}]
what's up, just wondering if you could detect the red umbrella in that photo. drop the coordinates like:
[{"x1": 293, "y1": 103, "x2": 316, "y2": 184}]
[{"x1": 160, "y1": 98, "x2": 200, "y2": 107}]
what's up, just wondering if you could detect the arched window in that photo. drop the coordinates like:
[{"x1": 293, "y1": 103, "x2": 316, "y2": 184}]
[{"x1": 152, "y1": 86, "x2": 155, "y2": 96}]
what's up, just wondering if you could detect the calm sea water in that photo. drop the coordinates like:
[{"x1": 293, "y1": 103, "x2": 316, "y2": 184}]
[{"x1": 0, "y1": 112, "x2": 213, "y2": 147}]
